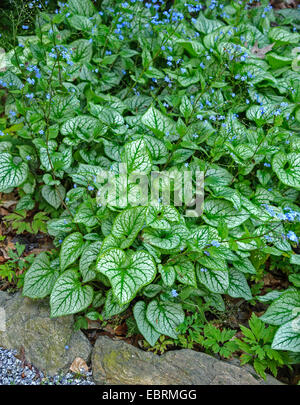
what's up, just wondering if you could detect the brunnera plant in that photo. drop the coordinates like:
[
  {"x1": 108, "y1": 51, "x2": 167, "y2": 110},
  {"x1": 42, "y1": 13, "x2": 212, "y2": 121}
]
[{"x1": 0, "y1": 0, "x2": 299, "y2": 352}]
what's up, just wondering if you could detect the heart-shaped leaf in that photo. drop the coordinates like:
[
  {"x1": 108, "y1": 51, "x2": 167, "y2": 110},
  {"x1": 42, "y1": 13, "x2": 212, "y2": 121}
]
[
  {"x1": 50, "y1": 270, "x2": 93, "y2": 317},
  {"x1": 97, "y1": 249, "x2": 156, "y2": 305},
  {"x1": 0, "y1": 153, "x2": 28, "y2": 192},
  {"x1": 133, "y1": 301, "x2": 161, "y2": 346},
  {"x1": 60, "y1": 232, "x2": 85, "y2": 271},
  {"x1": 23, "y1": 253, "x2": 59, "y2": 299},
  {"x1": 146, "y1": 300, "x2": 184, "y2": 339},
  {"x1": 111, "y1": 206, "x2": 146, "y2": 249}
]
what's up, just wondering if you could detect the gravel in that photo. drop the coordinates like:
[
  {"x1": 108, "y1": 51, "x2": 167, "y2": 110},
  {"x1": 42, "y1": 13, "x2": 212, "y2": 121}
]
[{"x1": 0, "y1": 347, "x2": 95, "y2": 385}]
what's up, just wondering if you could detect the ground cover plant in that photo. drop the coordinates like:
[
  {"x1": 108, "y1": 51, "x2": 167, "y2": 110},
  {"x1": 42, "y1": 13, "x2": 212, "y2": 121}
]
[{"x1": 0, "y1": 0, "x2": 299, "y2": 382}]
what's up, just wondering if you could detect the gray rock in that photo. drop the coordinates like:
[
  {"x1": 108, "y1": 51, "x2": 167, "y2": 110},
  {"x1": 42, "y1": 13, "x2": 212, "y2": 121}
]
[
  {"x1": 0, "y1": 291, "x2": 284, "y2": 385},
  {"x1": 0, "y1": 292, "x2": 92, "y2": 376},
  {"x1": 92, "y1": 336, "x2": 283, "y2": 385}
]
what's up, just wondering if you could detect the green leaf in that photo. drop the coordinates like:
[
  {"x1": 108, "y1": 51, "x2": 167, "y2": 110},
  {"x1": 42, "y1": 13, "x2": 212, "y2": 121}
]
[
  {"x1": 233, "y1": 258, "x2": 257, "y2": 275},
  {"x1": 23, "y1": 253, "x2": 59, "y2": 299},
  {"x1": 133, "y1": 301, "x2": 161, "y2": 346},
  {"x1": 97, "y1": 249, "x2": 156, "y2": 305},
  {"x1": 122, "y1": 139, "x2": 152, "y2": 174},
  {"x1": 266, "y1": 53, "x2": 292, "y2": 69},
  {"x1": 189, "y1": 225, "x2": 218, "y2": 250},
  {"x1": 197, "y1": 255, "x2": 227, "y2": 272},
  {"x1": 146, "y1": 204, "x2": 180, "y2": 230},
  {"x1": 269, "y1": 27, "x2": 300, "y2": 44},
  {"x1": 290, "y1": 254, "x2": 300, "y2": 266},
  {"x1": 171, "y1": 148, "x2": 194, "y2": 164},
  {"x1": 70, "y1": 39, "x2": 93, "y2": 63},
  {"x1": 61, "y1": 115, "x2": 103, "y2": 143},
  {"x1": 212, "y1": 186, "x2": 242, "y2": 210},
  {"x1": 271, "y1": 318, "x2": 300, "y2": 352},
  {"x1": 146, "y1": 300, "x2": 184, "y2": 339},
  {"x1": 142, "y1": 228, "x2": 181, "y2": 250},
  {"x1": 60, "y1": 232, "x2": 85, "y2": 271},
  {"x1": 50, "y1": 270, "x2": 93, "y2": 317},
  {"x1": 141, "y1": 106, "x2": 175, "y2": 138},
  {"x1": 79, "y1": 241, "x2": 102, "y2": 282},
  {"x1": 67, "y1": 0, "x2": 95, "y2": 16},
  {"x1": 175, "y1": 261, "x2": 197, "y2": 287},
  {"x1": 50, "y1": 95, "x2": 80, "y2": 121},
  {"x1": 159, "y1": 265, "x2": 176, "y2": 287},
  {"x1": 89, "y1": 103, "x2": 124, "y2": 127},
  {"x1": 227, "y1": 269, "x2": 252, "y2": 300},
  {"x1": 196, "y1": 265, "x2": 229, "y2": 294},
  {"x1": 41, "y1": 184, "x2": 65, "y2": 209},
  {"x1": 16, "y1": 195, "x2": 35, "y2": 211},
  {"x1": 260, "y1": 290, "x2": 300, "y2": 326},
  {"x1": 179, "y1": 95, "x2": 193, "y2": 119},
  {"x1": 272, "y1": 152, "x2": 300, "y2": 189},
  {"x1": 74, "y1": 201, "x2": 98, "y2": 227},
  {"x1": 111, "y1": 206, "x2": 147, "y2": 249},
  {"x1": 68, "y1": 15, "x2": 93, "y2": 31},
  {"x1": 176, "y1": 39, "x2": 205, "y2": 57},
  {"x1": 0, "y1": 153, "x2": 28, "y2": 192},
  {"x1": 192, "y1": 13, "x2": 224, "y2": 34},
  {"x1": 140, "y1": 135, "x2": 168, "y2": 164},
  {"x1": 104, "y1": 289, "x2": 129, "y2": 319},
  {"x1": 203, "y1": 199, "x2": 250, "y2": 229},
  {"x1": 143, "y1": 284, "x2": 162, "y2": 298}
]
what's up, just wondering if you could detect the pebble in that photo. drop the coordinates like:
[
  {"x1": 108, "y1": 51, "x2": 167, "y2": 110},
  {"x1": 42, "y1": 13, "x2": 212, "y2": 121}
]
[{"x1": 0, "y1": 347, "x2": 95, "y2": 385}]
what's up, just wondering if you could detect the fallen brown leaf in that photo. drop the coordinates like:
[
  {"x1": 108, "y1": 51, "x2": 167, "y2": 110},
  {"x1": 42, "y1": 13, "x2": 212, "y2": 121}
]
[
  {"x1": 69, "y1": 357, "x2": 89, "y2": 374},
  {"x1": 0, "y1": 247, "x2": 9, "y2": 260},
  {"x1": 0, "y1": 200, "x2": 17, "y2": 209},
  {"x1": 0, "y1": 207, "x2": 9, "y2": 216},
  {"x1": 114, "y1": 322, "x2": 128, "y2": 336},
  {"x1": 251, "y1": 41, "x2": 274, "y2": 59}
]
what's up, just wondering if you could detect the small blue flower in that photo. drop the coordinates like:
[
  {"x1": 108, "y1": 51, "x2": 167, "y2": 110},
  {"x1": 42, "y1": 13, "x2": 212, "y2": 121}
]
[
  {"x1": 171, "y1": 289, "x2": 178, "y2": 297},
  {"x1": 287, "y1": 231, "x2": 298, "y2": 244}
]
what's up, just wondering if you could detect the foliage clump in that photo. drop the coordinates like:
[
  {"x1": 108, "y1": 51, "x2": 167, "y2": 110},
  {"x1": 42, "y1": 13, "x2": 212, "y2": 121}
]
[{"x1": 0, "y1": 0, "x2": 299, "y2": 376}]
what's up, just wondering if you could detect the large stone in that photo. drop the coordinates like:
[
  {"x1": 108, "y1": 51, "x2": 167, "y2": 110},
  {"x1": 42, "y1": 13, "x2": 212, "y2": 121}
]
[
  {"x1": 0, "y1": 291, "x2": 285, "y2": 385},
  {"x1": 0, "y1": 291, "x2": 92, "y2": 376},
  {"x1": 92, "y1": 336, "x2": 283, "y2": 385}
]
